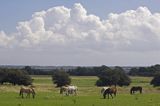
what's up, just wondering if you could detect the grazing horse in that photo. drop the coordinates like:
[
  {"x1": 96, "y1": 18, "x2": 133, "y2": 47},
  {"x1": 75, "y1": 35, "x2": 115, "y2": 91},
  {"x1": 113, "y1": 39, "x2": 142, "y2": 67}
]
[
  {"x1": 130, "y1": 86, "x2": 142, "y2": 94},
  {"x1": 19, "y1": 87, "x2": 36, "y2": 98},
  {"x1": 60, "y1": 85, "x2": 77, "y2": 96},
  {"x1": 103, "y1": 87, "x2": 117, "y2": 99}
]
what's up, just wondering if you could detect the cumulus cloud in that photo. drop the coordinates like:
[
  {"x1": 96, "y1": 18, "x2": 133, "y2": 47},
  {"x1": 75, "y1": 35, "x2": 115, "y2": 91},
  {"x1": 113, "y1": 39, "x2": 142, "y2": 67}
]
[
  {"x1": 0, "y1": 31, "x2": 15, "y2": 47},
  {"x1": 1, "y1": 3, "x2": 160, "y2": 52}
]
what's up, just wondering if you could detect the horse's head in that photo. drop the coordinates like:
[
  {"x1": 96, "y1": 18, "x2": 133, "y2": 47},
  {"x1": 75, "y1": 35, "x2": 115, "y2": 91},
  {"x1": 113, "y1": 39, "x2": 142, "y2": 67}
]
[{"x1": 60, "y1": 87, "x2": 66, "y2": 94}]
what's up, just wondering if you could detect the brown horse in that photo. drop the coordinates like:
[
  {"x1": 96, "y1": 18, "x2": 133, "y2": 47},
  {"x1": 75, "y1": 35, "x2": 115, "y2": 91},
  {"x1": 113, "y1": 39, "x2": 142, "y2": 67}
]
[
  {"x1": 130, "y1": 86, "x2": 142, "y2": 94},
  {"x1": 103, "y1": 87, "x2": 117, "y2": 99},
  {"x1": 19, "y1": 87, "x2": 36, "y2": 98}
]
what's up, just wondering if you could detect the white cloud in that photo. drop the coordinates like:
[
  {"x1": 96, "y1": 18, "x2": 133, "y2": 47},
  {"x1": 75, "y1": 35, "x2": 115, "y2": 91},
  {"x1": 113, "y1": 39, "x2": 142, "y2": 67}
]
[
  {"x1": 1, "y1": 3, "x2": 160, "y2": 52},
  {"x1": 0, "y1": 31, "x2": 15, "y2": 47}
]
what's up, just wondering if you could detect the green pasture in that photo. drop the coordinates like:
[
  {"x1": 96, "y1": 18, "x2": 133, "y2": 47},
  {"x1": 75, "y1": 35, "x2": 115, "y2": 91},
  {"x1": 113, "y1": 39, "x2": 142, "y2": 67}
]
[
  {"x1": 0, "y1": 76, "x2": 160, "y2": 106},
  {"x1": 1, "y1": 92, "x2": 160, "y2": 106}
]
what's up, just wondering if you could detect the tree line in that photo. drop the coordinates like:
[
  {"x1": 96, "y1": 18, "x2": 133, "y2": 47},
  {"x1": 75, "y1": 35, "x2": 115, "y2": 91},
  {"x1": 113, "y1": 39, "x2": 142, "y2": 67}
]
[
  {"x1": 23, "y1": 64, "x2": 160, "y2": 77},
  {"x1": 24, "y1": 65, "x2": 110, "y2": 76},
  {"x1": 129, "y1": 64, "x2": 160, "y2": 77},
  {"x1": 24, "y1": 65, "x2": 128, "y2": 76},
  {"x1": 24, "y1": 66, "x2": 54, "y2": 75},
  {"x1": 0, "y1": 64, "x2": 160, "y2": 87}
]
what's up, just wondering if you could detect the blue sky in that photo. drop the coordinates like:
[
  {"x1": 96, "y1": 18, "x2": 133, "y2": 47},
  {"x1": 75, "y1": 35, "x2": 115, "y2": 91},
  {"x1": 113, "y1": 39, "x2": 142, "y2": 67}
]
[
  {"x1": 0, "y1": 0, "x2": 159, "y2": 32},
  {"x1": 0, "y1": 0, "x2": 160, "y2": 66}
]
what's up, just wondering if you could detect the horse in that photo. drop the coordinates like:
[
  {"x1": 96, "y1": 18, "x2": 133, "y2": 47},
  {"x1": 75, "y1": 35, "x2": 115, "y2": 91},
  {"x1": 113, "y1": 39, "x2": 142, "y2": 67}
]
[
  {"x1": 130, "y1": 86, "x2": 142, "y2": 94},
  {"x1": 60, "y1": 85, "x2": 77, "y2": 96},
  {"x1": 19, "y1": 86, "x2": 36, "y2": 99},
  {"x1": 103, "y1": 86, "x2": 117, "y2": 99}
]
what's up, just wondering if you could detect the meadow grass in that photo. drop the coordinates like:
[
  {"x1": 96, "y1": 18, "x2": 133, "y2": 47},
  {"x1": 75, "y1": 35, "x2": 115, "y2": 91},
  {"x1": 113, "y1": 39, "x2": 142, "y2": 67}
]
[
  {"x1": 0, "y1": 92, "x2": 160, "y2": 106},
  {"x1": 0, "y1": 76, "x2": 160, "y2": 106}
]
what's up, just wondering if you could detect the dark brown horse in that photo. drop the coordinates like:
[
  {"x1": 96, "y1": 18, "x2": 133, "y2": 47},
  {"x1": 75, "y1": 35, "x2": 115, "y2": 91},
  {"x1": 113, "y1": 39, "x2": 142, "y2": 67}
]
[
  {"x1": 103, "y1": 87, "x2": 117, "y2": 99},
  {"x1": 19, "y1": 87, "x2": 36, "y2": 98},
  {"x1": 130, "y1": 86, "x2": 142, "y2": 94}
]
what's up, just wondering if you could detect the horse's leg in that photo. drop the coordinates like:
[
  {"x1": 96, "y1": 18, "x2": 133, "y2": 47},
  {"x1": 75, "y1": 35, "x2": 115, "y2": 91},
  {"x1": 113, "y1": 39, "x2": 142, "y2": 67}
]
[
  {"x1": 69, "y1": 90, "x2": 71, "y2": 96},
  {"x1": 33, "y1": 93, "x2": 35, "y2": 99},
  {"x1": 140, "y1": 89, "x2": 142, "y2": 94},
  {"x1": 114, "y1": 92, "x2": 116, "y2": 97},
  {"x1": 32, "y1": 93, "x2": 34, "y2": 99},
  {"x1": 26, "y1": 92, "x2": 30, "y2": 98},
  {"x1": 110, "y1": 93, "x2": 113, "y2": 99},
  {"x1": 74, "y1": 90, "x2": 76, "y2": 96},
  {"x1": 103, "y1": 93, "x2": 106, "y2": 99},
  {"x1": 22, "y1": 93, "x2": 24, "y2": 99},
  {"x1": 72, "y1": 90, "x2": 73, "y2": 94},
  {"x1": 26, "y1": 93, "x2": 28, "y2": 98},
  {"x1": 19, "y1": 90, "x2": 21, "y2": 96},
  {"x1": 66, "y1": 91, "x2": 69, "y2": 96},
  {"x1": 108, "y1": 93, "x2": 110, "y2": 99},
  {"x1": 28, "y1": 92, "x2": 30, "y2": 98}
]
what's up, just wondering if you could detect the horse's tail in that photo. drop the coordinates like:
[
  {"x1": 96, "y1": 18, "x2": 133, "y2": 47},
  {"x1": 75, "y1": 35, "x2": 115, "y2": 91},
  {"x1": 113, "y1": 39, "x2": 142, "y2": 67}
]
[
  {"x1": 19, "y1": 89, "x2": 22, "y2": 96},
  {"x1": 113, "y1": 86, "x2": 117, "y2": 96},
  {"x1": 114, "y1": 88, "x2": 117, "y2": 97},
  {"x1": 76, "y1": 86, "x2": 78, "y2": 91},
  {"x1": 101, "y1": 88, "x2": 104, "y2": 94},
  {"x1": 32, "y1": 88, "x2": 36, "y2": 94},
  {"x1": 19, "y1": 87, "x2": 23, "y2": 96},
  {"x1": 140, "y1": 87, "x2": 142, "y2": 94},
  {"x1": 130, "y1": 88, "x2": 133, "y2": 94}
]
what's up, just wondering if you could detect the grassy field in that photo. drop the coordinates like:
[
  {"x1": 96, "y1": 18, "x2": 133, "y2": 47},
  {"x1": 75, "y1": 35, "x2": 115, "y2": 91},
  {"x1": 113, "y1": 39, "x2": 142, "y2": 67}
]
[{"x1": 0, "y1": 76, "x2": 160, "y2": 106}]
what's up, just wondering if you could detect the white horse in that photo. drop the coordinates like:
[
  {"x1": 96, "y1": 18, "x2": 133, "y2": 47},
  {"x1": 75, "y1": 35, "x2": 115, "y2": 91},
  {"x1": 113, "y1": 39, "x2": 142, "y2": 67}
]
[
  {"x1": 60, "y1": 85, "x2": 78, "y2": 96},
  {"x1": 101, "y1": 87, "x2": 110, "y2": 94}
]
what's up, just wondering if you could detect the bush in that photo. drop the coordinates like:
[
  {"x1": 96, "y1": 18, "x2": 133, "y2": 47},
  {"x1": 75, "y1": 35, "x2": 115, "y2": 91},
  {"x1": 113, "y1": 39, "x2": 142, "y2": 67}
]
[
  {"x1": 52, "y1": 70, "x2": 71, "y2": 87},
  {"x1": 150, "y1": 73, "x2": 160, "y2": 87},
  {"x1": 96, "y1": 67, "x2": 131, "y2": 86},
  {"x1": 0, "y1": 68, "x2": 32, "y2": 85}
]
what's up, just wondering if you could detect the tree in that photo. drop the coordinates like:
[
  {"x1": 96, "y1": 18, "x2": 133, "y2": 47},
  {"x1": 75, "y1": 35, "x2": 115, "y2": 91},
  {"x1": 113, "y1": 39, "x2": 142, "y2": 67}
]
[
  {"x1": 96, "y1": 66, "x2": 131, "y2": 86},
  {"x1": 52, "y1": 70, "x2": 71, "y2": 87},
  {"x1": 24, "y1": 66, "x2": 33, "y2": 75},
  {"x1": 114, "y1": 67, "x2": 131, "y2": 86},
  {"x1": 150, "y1": 73, "x2": 160, "y2": 87}
]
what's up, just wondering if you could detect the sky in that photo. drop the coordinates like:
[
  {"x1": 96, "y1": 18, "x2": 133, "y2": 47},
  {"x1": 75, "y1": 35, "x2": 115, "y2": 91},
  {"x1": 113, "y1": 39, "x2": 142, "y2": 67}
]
[{"x1": 0, "y1": 0, "x2": 160, "y2": 66}]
